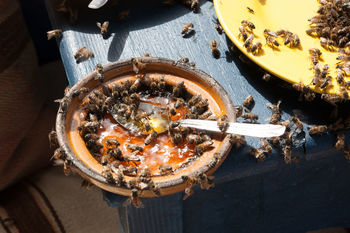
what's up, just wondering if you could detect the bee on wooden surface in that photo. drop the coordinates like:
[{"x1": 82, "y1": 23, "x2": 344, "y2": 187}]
[
  {"x1": 48, "y1": 130, "x2": 58, "y2": 148},
  {"x1": 131, "y1": 58, "x2": 146, "y2": 74},
  {"x1": 243, "y1": 95, "x2": 255, "y2": 112},
  {"x1": 241, "y1": 20, "x2": 255, "y2": 31},
  {"x1": 170, "y1": 132, "x2": 183, "y2": 144},
  {"x1": 309, "y1": 125, "x2": 328, "y2": 135},
  {"x1": 117, "y1": 10, "x2": 130, "y2": 21},
  {"x1": 235, "y1": 105, "x2": 243, "y2": 118},
  {"x1": 210, "y1": 40, "x2": 220, "y2": 58},
  {"x1": 47, "y1": 29, "x2": 62, "y2": 40},
  {"x1": 181, "y1": 23, "x2": 194, "y2": 35},
  {"x1": 105, "y1": 138, "x2": 120, "y2": 147},
  {"x1": 195, "y1": 140, "x2": 214, "y2": 155},
  {"x1": 260, "y1": 139, "x2": 273, "y2": 155},
  {"x1": 55, "y1": 97, "x2": 68, "y2": 114},
  {"x1": 74, "y1": 47, "x2": 94, "y2": 63},
  {"x1": 250, "y1": 41, "x2": 262, "y2": 54},
  {"x1": 306, "y1": 27, "x2": 322, "y2": 36},
  {"x1": 127, "y1": 144, "x2": 144, "y2": 152},
  {"x1": 268, "y1": 137, "x2": 280, "y2": 148},
  {"x1": 128, "y1": 188, "x2": 143, "y2": 208},
  {"x1": 283, "y1": 145, "x2": 292, "y2": 164},
  {"x1": 190, "y1": 0, "x2": 199, "y2": 12},
  {"x1": 335, "y1": 133, "x2": 345, "y2": 151},
  {"x1": 267, "y1": 100, "x2": 282, "y2": 124},
  {"x1": 145, "y1": 130, "x2": 157, "y2": 145},
  {"x1": 238, "y1": 25, "x2": 249, "y2": 41},
  {"x1": 250, "y1": 148, "x2": 266, "y2": 161},
  {"x1": 159, "y1": 165, "x2": 173, "y2": 174},
  {"x1": 247, "y1": 7, "x2": 254, "y2": 14},
  {"x1": 208, "y1": 155, "x2": 219, "y2": 169},
  {"x1": 242, "y1": 113, "x2": 258, "y2": 122},
  {"x1": 96, "y1": 21, "x2": 109, "y2": 38},
  {"x1": 215, "y1": 24, "x2": 224, "y2": 35},
  {"x1": 217, "y1": 114, "x2": 229, "y2": 131},
  {"x1": 95, "y1": 64, "x2": 104, "y2": 82},
  {"x1": 244, "y1": 34, "x2": 254, "y2": 48},
  {"x1": 289, "y1": 116, "x2": 303, "y2": 131},
  {"x1": 229, "y1": 134, "x2": 246, "y2": 148},
  {"x1": 72, "y1": 87, "x2": 89, "y2": 98},
  {"x1": 320, "y1": 64, "x2": 329, "y2": 79},
  {"x1": 188, "y1": 94, "x2": 201, "y2": 107}
]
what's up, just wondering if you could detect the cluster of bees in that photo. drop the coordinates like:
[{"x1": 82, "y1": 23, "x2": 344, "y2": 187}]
[
  {"x1": 238, "y1": 17, "x2": 301, "y2": 55},
  {"x1": 49, "y1": 59, "x2": 241, "y2": 206}
]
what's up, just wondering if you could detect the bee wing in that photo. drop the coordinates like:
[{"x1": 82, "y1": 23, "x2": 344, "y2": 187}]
[
  {"x1": 88, "y1": 0, "x2": 108, "y2": 9},
  {"x1": 96, "y1": 22, "x2": 102, "y2": 28}
]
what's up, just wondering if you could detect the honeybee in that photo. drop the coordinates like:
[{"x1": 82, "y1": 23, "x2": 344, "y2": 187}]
[
  {"x1": 117, "y1": 10, "x2": 130, "y2": 21},
  {"x1": 320, "y1": 37, "x2": 335, "y2": 51},
  {"x1": 239, "y1": 25, "x2": 249, "y2": 41},
  {"x1": 289, "y1": 116, "x2": 303, "y2": 130},
  {"x1": 243, "y1": 95, "x2": 255, "y2": 112},
  {"x1": 63, "y1": 159, "x2": 72, "y2": 176},
  {"x1": 247, "y1": 7, "x2": 254, "y2": 14},
  {"x1": 268, "y1": 137, "x2": 280, "y2": 148},
  {"x1": 309, "y1": 48, "x2": 322, "y2": 64},
  {"x1": 320, "y1": 76, "x2": 332, "y2": 89},
  {"x1": 96, "y1": 21, "x2": 109, "y2": 37},
  {"x1": 105, "y1": 138, "x2": 120, "y2": 147},
  {"x1": 208, "y1": 156, "x2": 218, "y2": 169},
  {"x1": 186, "y1": 134, "x2": 202, "y2": 144},
  {"x1": 145, "y1": 130, "x2": 157, "y2": 145},
  {"x1": 321, "y1": 94, "x2": 343, "y2": 105},
  {"x1": 262, "y1": 73, "x2": 272, "y2": 81},
  {"x1": 190, "y1": 0, "x2": 199, "y2": 12},
  {"x1": 183, "y1": 187, "x2": 194, "y2": 200},
  {"x1": 229, "y1": 134, "x2": 246, "y2": 148},
  {"x1": 102, "y1": 165, "x2": 115, "y2": 184},
  {"x1": 215, "y1": 24, "x2": 224, "y2": 35},
  {"x1": 51, "y1": 147, "x2": 66, "y2": 160},
  {"x1": 321, "y1": 64, "x2": 329, "y2": 78},
  {"x1": 235, "y1": 105, "x2": 243, "y2": 118},
  {"x1": 242, "y1": 113, "x2": 258, "y2": 121},
  {"x1": 199, "y1": 110, "x2": 213, "y2": 119},
  {"x1": 283, "y1": 145, "x2": 292, "y2": 164},
  {"x1": 335, "y1": 133, "x2": 345, "y2": 151},
  {"x1": 250, "y1": 41, "x2": 262, "y2": 53},
  {"x1": 181, "y1": 23, "x2": 194, "y2": 35},
  {"x1": 244, "y1": 34, "x2": 254, "y2": 48},
  {"x1": 131, "y1": 58, "x2": 146, "y2": 74},
  {"x1": 217, "y1": 114, "x2": 229, "y2": 131},
  {"x1": 267, "y1": 100, "x2": 282, "y2": 124},
  {"x1": 47, "y1": 29, "x2": 62, "y2": 40},
  {"x1": 260, "y1": 138, "x2": 273, "y2": 155},
  {"x1": 210, "y1": 40, "x2": 220, "y2": 58},
  {"x1": 95, "y1": 63, "x2": 104, "y2": 82},
  {"x1": 107, "y1": 147, "x2": 122, "y2": 160},
  {"x1": 173, "y1": 81, "x2": 185, "y2": 97},
  {"x1": 159, "y1": 165, "x2": 173, "y2": 174},
  {"x1": 264, "y1": 29, "x2": 279, "y2": 37},
  {"x1": 340, "y1": 86, "x2": 349, "y2": 99},
  {"x1": 265, "y1": 36, "x2": 279, "y2": 48},
  {"x1": 306, "y1": 27, "x2": 321, "y2": 36},
  {"x1": 127, "y1": 144, "x2": 143, "y2": 152},
  {"x1": 122, "y1": 166, "x2": 138, "y2": 176},
  {"x1": 241, "y1": 20, "x2": 255, "y2": 31},
  {"x1": 128, "y1": 188, "x2": 144, "y2": 208},
  {"x1": 250, "y1": 148, "x2": 265, "y2": 161},
  {"x1": 48, "y1": 130, "x2": 58, "y2": 148},
  {"x1": 198, "y1": 173, "x2": 215, "y2": 190},
  {"x1": 74, "y1": 47, "x2": 94, "y2": 63},
  {"x1": 309, "y1": 125, "x2": 328, "y2": 135},
  {"x1": 195, "y1": 140, "x2": 214, "y2": 155}
]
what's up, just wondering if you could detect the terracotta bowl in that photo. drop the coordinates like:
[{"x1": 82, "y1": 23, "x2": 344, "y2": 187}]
[{"x1": 56, "y1": 57, "x2": 235, "y2": 197}]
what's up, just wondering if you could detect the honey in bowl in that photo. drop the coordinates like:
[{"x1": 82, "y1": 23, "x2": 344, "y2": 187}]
[{"x1": 74, "y1": 73, "x2": 223, "y2": 178}]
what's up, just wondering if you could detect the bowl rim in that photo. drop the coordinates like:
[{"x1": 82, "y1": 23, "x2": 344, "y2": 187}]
[{"x1": 56, "y1": 57, "x2": 235, "y2": 196}]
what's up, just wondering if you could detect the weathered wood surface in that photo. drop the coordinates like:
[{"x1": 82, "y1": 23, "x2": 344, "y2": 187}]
[{"x1": 46, "y1": 0, "x2": 350, "y2": 232}]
